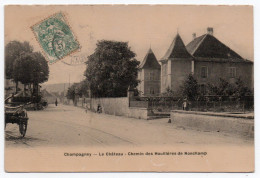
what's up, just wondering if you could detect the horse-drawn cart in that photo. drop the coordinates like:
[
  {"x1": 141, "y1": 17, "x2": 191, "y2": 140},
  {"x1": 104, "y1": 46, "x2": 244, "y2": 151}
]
[{"x1": 5, "y1": 96, "x2": 30, "y2": 137}]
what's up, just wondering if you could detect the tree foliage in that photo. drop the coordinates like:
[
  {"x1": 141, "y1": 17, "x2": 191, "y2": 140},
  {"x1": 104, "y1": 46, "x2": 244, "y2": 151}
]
[
  {"x1": 12, "y1": 52, "x2": 49, "y2": 85},
  {"x1": 234, "y1": 77, "x2": 253, "y2": 100},
  {"x1": 5, "y1": 41, "x2": 49, "y2": 94},
  {"x1": 66, "y1": 80, "x2": 89, "y2": 101},
  {"x1": 178, "y1": 74, "x2": 199, "y2": 100},
  {"x1": 5, "y1": 41, "x2": 33, "y2": 79},
  {"x1": 66, "y1": 83, "x2": 78, "y2": 101},
  {"x1": 85, "y1": 40, "x2": 140, "y2": 97},
  {"x1": 161, "y1": 86, "x2": 174, "y2": 97},
  {"x1": 207, "y1": 77, "x2": 252, "y2": 99},
  {"x1": 207, "y1": 78, "x2": 235, "y2": 96}
]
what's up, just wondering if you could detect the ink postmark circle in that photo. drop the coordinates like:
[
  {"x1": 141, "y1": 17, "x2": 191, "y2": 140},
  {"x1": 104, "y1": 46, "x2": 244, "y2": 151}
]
[{"x1": 61, "y1": 53, "x2": 88, "y2": 66}]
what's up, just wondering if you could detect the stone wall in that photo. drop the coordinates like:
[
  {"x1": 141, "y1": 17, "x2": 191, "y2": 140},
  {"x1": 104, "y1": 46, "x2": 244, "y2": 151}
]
[
  {"x1": 171, "y1": 111, "x2": 254, "y2": 138},
  {"x1": 90, "y1": 97, "x2": 148, "y2": 119}
]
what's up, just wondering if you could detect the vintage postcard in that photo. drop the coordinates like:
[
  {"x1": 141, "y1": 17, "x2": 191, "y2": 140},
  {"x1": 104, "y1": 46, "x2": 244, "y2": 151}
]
[{"x1": 4, "y1": 5, "x2": 254, "y2": 172}]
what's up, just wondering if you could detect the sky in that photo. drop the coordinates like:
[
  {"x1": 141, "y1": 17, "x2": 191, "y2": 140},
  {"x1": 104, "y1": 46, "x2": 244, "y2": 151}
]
[{"x1": 5, "y1": 5, "x2": 253, "y2": 84}]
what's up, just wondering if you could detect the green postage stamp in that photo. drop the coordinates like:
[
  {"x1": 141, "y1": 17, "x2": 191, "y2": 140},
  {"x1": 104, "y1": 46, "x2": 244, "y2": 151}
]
[{"x1": 32, "y1": 12, "x2": 80, "y2": 64}]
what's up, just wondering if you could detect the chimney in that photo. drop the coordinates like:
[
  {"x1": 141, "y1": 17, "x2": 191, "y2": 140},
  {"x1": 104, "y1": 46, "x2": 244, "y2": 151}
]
[
  {"x1": 207, "y1": 27, "x2": 213, "y2": 35},
  {"x1": 192, "y1": 33, "x2": 196, "y2": 40}
]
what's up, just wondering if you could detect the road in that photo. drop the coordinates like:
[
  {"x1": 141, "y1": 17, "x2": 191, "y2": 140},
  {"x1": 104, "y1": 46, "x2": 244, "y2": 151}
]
[{"x1": 5, "y1": 104, "x2": 253, "y2": 148}]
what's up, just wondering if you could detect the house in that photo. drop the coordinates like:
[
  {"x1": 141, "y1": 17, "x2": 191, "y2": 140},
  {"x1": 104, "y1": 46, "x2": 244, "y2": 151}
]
[
  {"x1": 160, "y1": 27, "x2": 253, "y2": 94},
  {"x1": 186, "y1": 27, "x2": 253, "y2": 94},
  {"x1": 137, "y1": 48, "x2": 161, "y2": 96}
]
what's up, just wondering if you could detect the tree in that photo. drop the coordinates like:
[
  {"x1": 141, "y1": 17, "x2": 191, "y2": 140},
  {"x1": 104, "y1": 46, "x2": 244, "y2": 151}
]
[
  {"x1": 178, "y1": 74, "x2": 199, "y2": 101},
  {"x1": 207, "y1": 78, "x2": 247, "y2": 97},
  {"x1": 5, "y1": 41, "x2": 33, "y2": 79},
  {"x1": 5, "y1": 41, "x2": 34, "y2": 92},
  {"x1": 31, "y1": 52, "x2": 49, "y2": 84},
  {"x1": 12, "y1": 51, "x2": 49, "y2": 94},
  {"x1": 234, "y1": 77, "x2": 253, "y2": 100},
  {"x1": 5, "y1": 41, "x2": 49, "y2": 94},
  {"x1": 78, "y1": 80, "x2": 89, "y2": 97},
  {"x1": 161, "y1": 86, "x2": 174, "y2": 97},
  {"x1": 84, "y1": 40, "x2": 140, "y2": 97},
  {"x1": 66, "y1": 83, "x2": 79, "y2": 104}
]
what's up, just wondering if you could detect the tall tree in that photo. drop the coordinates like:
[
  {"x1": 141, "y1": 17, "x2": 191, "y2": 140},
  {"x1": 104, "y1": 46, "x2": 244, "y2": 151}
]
[
  {"x1": 5, "y1": 41, "x2": 33, "y2": 79},
  {"x1": 5, "y1": 41, "x2": 34, "y2": 92},
  {"x1": 178, "y1": 74, "x2": 199, "y2": 101},
  {"x1": 78, "y1": 80, "x2": 89, "y2": 97},
  {"x1": 85, "y1": 40, "x2": 140, "y2": 97},
  {"x1": 66, "y1": 83, "x2": 78, "y2": 102},
  {"x1": 12, "y1": 51, "x2": 49, "y2": 94}
]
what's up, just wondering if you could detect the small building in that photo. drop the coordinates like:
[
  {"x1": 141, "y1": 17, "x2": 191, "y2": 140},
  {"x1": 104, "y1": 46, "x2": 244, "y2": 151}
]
[{"x1": 137, "y1": 48, "x2": 161, "y2": 96}]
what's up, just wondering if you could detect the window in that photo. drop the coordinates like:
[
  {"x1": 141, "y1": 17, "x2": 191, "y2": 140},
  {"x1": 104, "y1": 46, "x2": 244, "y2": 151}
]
[
  {"x1": 149, "y1": 72, "x2": 155, "y2": 80},
  {"x1": 199, "y1": 84, "x2": 207, "y2": 95},
  {"x1": 228, "y1": 67, "x2": 236, "y2": 78},
  {"x1": 201, "y1": 66, "x2": 208, "y2": 78},
  {"x1": 150, "y1": 87, "x2": 155, "y2": 94}
]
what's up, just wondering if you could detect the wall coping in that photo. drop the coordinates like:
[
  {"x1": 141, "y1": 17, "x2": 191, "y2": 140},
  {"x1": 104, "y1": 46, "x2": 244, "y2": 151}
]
[
  {"x1": 129, "y1": 107, "x2": 148, "y2": 110},
  {"x1": 171, "y1": 110, "x2": 254, "y2": 120}
]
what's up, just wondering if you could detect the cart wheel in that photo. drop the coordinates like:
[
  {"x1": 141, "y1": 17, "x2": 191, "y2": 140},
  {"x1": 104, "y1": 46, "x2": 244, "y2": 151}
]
[{"x1": 19, "y1": 121, "x2": 27, "y2": 137}]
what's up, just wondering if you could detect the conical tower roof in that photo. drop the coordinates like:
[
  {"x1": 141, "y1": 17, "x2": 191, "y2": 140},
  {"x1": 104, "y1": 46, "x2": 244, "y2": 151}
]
[
  {"x1": 139, "y1": 48, "x2": 161, "y2": 69},
  {"x1": 161, "y1": 33, "x2": 193, "y2": 61}
]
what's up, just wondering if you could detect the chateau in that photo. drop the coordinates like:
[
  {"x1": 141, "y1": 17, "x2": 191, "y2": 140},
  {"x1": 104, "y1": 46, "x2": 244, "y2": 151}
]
[{"x1": 138, "y1": 28, "x2": 253, "y2": 96}]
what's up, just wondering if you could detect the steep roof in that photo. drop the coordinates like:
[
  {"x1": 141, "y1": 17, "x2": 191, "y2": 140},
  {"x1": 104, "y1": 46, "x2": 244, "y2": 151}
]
[
  {"x1": 139, "y1": 48, "x2": 161, "y2": 69},
  {"x1": 186, "y1": 34, "x2": 245, "y2": 60},
  {"x1": 161, "y1": 33, "x2": 193, "y2": 61}
]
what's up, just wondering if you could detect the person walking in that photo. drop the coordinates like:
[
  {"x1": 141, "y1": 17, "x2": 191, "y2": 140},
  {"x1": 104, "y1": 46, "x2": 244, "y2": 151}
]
[
  {"x1": 183, "y1": 98, "x2": 187, "y2": 111},
  {"x1": 55, "y1": 98, "x2": 58, "y2": 106}
]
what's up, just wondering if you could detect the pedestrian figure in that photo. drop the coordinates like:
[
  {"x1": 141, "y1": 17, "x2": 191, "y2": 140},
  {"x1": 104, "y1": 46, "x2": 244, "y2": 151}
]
[
  {"x1": 97, "y1": 104, "x2": 102, "y2": 113},
  {"x1": 55, "y1": 98, "x2": 58, "y2": 106},
  {"x1": 183, "y1": 98, "x2": 188, "y2": 111}
]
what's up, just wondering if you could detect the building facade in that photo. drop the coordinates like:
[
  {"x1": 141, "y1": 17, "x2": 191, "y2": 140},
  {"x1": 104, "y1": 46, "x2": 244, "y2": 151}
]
[
  {"x1": 160, "y1": 28, "x2": 253, "y2": 94},
  {"x1": 137, "y1": 48, "x2": 161, "y2": 96},
  {"x1": 186, "y1": 28, "x2": 253, "y2": 94}
]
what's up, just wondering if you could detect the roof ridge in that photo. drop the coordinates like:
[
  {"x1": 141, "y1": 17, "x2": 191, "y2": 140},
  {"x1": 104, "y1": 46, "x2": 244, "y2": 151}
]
[{"x1": 190, "y1": 34, "x2": 207, "y2": 55}]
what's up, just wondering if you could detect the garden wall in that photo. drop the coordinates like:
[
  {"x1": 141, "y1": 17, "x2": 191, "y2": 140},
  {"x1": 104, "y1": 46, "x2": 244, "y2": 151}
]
[
  {"x1": 90, "y1": 97, "x2": 148, "y2": 120},
  {"x1": 171, "y1": 111, "x2": 254, "y2": 138}
]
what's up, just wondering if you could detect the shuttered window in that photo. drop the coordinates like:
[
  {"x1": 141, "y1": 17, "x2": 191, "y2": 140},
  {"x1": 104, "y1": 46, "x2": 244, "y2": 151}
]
[
  {"x1": 201, "y1": 66, "x2": 208, "y2": 78},
  {"x1": 228, "y1": 67, "x2": 236, "y2": 78}
]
